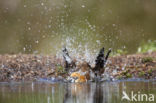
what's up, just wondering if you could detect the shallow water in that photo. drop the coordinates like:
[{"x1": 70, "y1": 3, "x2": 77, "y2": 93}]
[{"x1": 0, "y1": 80, "x2": 156, "y2": 103}]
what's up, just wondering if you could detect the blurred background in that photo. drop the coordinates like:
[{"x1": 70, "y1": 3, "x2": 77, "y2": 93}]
[{"x1": 0, "y1": 0, "x2": 156, "y2": 55}]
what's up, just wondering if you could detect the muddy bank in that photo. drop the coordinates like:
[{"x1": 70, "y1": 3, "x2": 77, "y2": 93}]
[
  {"x1": 0, "y1": 52, "x2": 156, "y2": 82},
  {"x1": 108, "y1": 52, "x2": 156, "y2": 80}
]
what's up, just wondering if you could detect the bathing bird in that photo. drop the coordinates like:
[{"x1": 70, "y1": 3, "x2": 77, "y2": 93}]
[{"x1": 62, "y1": 47, "x2": 111, "y2": 82}]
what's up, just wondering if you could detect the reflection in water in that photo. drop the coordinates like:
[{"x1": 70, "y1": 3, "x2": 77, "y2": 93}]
[
  {"x1": 0, "y1": 81, "x2": 156, "y2": 103},
  {"x1": 93, "y1": 83, "x2": 103, "y2": 103}
]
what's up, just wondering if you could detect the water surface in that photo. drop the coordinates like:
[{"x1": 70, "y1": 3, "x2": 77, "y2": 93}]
[{"x1": 0, "y1": 80, "x2": 156, "y2": 103}]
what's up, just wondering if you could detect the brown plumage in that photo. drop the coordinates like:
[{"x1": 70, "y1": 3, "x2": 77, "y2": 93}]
[{"x1": 62, "y1": 47, "x2": 111, "y2": 82}]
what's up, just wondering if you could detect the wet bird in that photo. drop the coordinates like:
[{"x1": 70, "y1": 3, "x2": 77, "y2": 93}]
[{"x1": 62, "y1": 47, "x2": 111, "y2": 83}]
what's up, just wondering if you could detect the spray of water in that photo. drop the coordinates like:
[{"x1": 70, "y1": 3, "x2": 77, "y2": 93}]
[{"x1": 55, "y1": 20, "x2": 103, "y2": 65}]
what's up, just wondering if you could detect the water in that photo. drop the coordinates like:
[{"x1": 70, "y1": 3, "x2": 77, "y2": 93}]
[
  {"x1": 0, "y1": 81, "x2": 156, "y2": 103},
  {"x1": 0, "y1": 1, "x2": 156, "y2": 102}
]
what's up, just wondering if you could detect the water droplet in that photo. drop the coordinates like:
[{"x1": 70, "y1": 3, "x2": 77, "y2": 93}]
[
  {"x1": 1, "y1": 64, "x2": 4, "y2": 68},
  {"x1": 42, "y1": 35, "x2": 46, "y2": 38},
  {"x1": 23, "y1": 47, "x2": 26, "y2": 52},
  {"x1": 96, "y1": 40, "x2": 100, "y2": 44},
  {"x1": 48, "y1": 25, "x2": 51, "y2": 28},
  {"x1": 82, "y1": 5, "x2": 85, "y2": 8},
  {"x1": 123, "y1": 45, "x2": 126, "y2": 49},
  {"x1": 33, "y1": 50, "x2": 38, "y2": 54},
  {"x1": 64, "y1": 5, "x2": 67, "y2": 8},
  {"x1": 28, "y1": 27, "x2": 31, "y2": 30},
  {"x1": 35, "y1": 40, "x2": 39, "y2": 44},
  {"x1": 24, "y1": 5, "x2": 27, "y2": 8},
  {"x1": 27, "y1": 22, "x2": 30, "y2": 25},
  {"x1": 41, "y1": 3, "x2": 44, "y2": 6}
]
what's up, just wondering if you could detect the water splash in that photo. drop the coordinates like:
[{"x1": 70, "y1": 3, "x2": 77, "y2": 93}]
[{"x1": 55, "y1": 21, "x2": 103, "y2": 65}]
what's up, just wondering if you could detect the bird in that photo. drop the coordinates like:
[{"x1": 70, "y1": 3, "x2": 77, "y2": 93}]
[{"x1": 62, "y1": 47, "x2": 111, "y2": 83}]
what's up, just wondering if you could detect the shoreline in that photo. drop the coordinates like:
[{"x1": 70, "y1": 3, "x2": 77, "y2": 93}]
[{"x1": 0, "y1": 52, "x2": 156, "y2": 82}]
